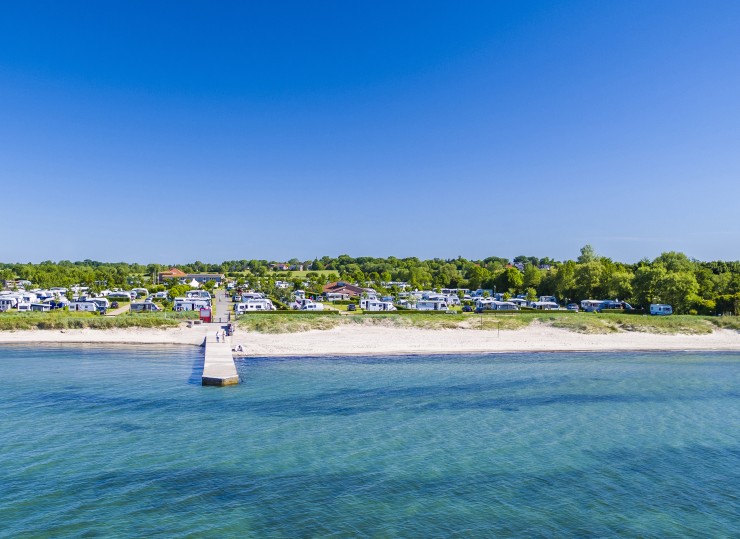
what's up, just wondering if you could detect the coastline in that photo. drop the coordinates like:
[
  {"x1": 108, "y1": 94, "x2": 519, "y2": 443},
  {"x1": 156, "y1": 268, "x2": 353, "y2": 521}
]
[{"x1": 0, "y1": 323, "x2": 738, "y2": 356}]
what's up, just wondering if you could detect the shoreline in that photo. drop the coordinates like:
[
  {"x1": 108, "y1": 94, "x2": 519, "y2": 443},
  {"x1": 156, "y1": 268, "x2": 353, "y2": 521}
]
[{"x1": 0, "y1": 324, "x2": 737, "y2": 356}]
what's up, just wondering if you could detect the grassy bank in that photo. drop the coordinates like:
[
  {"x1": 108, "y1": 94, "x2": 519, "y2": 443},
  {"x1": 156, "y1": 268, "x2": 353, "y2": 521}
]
[
  {"x1": 236, "y1": 311, "x2": 739, "y2": 334},
  {"x1": 0, "y1": 311, "x2": 196, "y2": 330}
]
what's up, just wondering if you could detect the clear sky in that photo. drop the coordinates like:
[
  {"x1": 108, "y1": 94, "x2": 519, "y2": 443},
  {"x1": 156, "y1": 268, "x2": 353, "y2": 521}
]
[{"x1": 1, "y1": 1, "x2": 739, "y2": 263}]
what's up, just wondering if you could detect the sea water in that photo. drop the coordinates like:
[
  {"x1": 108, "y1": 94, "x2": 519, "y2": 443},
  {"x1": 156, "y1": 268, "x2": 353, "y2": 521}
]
[{"x1": 0, "y1": 345, "x2": 738, "y2": 538}]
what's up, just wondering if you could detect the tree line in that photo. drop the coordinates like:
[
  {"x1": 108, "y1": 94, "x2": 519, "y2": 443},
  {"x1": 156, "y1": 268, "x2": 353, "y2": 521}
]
[{"x1": 2, "y1": 246, "x2": 739, "y2": 314}]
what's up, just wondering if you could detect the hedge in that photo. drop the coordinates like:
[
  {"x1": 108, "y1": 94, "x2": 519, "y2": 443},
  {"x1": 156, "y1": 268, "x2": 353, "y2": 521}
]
[{"x1": 237, "y1": 310, "x2": 340, "y2": 316}]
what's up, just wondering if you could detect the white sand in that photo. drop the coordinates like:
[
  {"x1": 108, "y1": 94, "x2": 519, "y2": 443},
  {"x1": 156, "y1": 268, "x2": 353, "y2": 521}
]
[
  {"x1": 0, "y1": 325, "x2": 211, "y2": 347},
  {"x1": 1, "y1": 323, "x2": 738, "y2": 356}
]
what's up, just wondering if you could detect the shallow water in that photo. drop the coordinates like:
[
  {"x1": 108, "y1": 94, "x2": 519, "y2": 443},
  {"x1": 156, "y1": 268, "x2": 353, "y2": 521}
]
[{"x1": 0, "y1": 345, "x2": 738, "y2": 538}]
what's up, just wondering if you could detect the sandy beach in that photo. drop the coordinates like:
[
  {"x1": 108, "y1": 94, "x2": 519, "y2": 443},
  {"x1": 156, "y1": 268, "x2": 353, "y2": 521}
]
[{"x1": 0, "y1": 323, "x2": 738, "y2": 356}]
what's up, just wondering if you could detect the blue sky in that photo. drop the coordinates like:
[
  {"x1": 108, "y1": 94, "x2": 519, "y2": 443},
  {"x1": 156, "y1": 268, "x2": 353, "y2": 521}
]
[{"x1": 1, "y1": 1, "x2": 738, "y2": 263}]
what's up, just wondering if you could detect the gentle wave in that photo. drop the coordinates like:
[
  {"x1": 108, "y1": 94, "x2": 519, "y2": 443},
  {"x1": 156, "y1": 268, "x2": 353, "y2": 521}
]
[{"x1": 0, "y1": 347, "x2": 738, "y2": 537}]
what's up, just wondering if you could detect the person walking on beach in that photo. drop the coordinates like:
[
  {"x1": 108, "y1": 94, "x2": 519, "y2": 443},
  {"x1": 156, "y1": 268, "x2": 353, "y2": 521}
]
[{"x1": 216, "y1": 332, "x2": 220, "y2": 343}]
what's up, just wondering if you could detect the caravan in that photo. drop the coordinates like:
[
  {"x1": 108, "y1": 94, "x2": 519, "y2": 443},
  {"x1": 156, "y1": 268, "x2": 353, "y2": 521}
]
[
  {"x1": 650, "y1": 304, "x2": 673, "y2": 316},
  {"x1": 416, "y1": 299, "x2": 448, "y2": 311},
  {"x1": 68, "y1": 301, "x2": 100, "y2": 312},
  {"x1": 475, "y1": 298, "x2": 520, "y2": 311},
  {"x1": 235, "y1": 298, "x2": 275, "y2": 313},
  {"x1": 360, "y1": 298, "x2": 396, "y2": 311}
]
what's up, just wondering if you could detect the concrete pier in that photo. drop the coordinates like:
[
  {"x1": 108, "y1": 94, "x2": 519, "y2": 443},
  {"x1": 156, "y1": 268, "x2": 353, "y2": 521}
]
[{"x1": 202, "y1": 333, "x2": 239, "y2": 386}]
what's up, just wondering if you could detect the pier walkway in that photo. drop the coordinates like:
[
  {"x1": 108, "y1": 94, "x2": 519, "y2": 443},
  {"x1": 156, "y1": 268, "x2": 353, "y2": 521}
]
[{"x1": 202, "y1": 332, "x2": 239, "y2": 386}]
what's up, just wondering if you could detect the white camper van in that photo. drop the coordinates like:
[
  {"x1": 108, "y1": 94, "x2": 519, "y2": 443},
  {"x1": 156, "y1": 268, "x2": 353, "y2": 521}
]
[
  {"x1": 650, "y1": 304, "x2": 673, "y2": 316},
  {"x1": 234, "y1": 299, "x2": 275, "y2": 313},
  {"x1": 173, "y1": 298, "x2": 211, "y2": 311},
  {"x1": 301, "y1": 303, "x2": 324, "y2": 311},
  {"x1": 416, "y1": 299, "x2": 448, "y2": 311},
  {"x1": 360, "y1": 299, "x2": 396, "y2": 311},
  {"x1": 68, "y1": 301, "x2": 99, "y2": 312}
]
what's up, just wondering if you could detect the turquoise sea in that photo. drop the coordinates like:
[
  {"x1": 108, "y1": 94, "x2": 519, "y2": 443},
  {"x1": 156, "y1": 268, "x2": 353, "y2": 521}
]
[{"x1": 0, "y1": 345, "x2": 738, "y2": 538}]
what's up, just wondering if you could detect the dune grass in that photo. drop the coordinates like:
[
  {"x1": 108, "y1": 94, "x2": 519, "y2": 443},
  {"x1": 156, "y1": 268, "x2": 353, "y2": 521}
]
[
  {"x1": 542, "y1": 313, "x2": 716, "y2": 334},
  {"x1": 707, "y1": 316, "x2": 740, "y2": 331},
  {"x1": 235, "y1": 310, "x2": 737, "y2": 335},
  {"x1": 0, "y1": 311, "x2": 195, "y2": 330},
  {"x1": 237, "y1": 313, "x2": 343, "y2": 333}
]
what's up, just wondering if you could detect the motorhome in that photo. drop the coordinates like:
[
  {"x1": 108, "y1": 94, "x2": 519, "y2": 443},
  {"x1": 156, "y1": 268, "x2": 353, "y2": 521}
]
[
  {"x1": 290, "y1": 297, "x2": 316, "y2": 310},
  {"x1": 650, "y1": 304, "x2": 673, "y2": 316},
  {"x1": 580, "y1": 299, "x2": 605, "y2": 312},
  {"x1": 597, "y1": 300, "x2": 633, "y2": 312},
  {"x1": 130, "y1": 302, "x2": 161, "y2": 313},
  {"x1": 475, "y1": 299, "x2": 520, "y2": 311},
  {"x1": 360, "y1": 298, "x2": 397, "y2": 311},
  {"x1": 416, "y1": 299, "x2": 448, "y2": 311},
  {"x1": 301, "y1": 303, "x2": 324, "y2": 311},
  {"x1": 426, "y1": 293, "x2": 461, "y2": 306},
  {"x1": 30, "y1": 303, "x2": 51, "y2": 312},
  {"x1": 17, "y1": 302, "x2": 33, "y2": 312},
  {"x1": 234, "y1": 299, "x2": 275, "y2": 313},
  {"x1": 173, "y1": 297, "x2": 210, "y2": 311},
  {"x1": 0, "y1": 297, "x2": 19, "y2": 310},
  {"x1": 88, "y1": 298, "x2": 110, "y2": 310},
  {"x1": 530, "y1": 301, "x2": 560, "y2": 310}
]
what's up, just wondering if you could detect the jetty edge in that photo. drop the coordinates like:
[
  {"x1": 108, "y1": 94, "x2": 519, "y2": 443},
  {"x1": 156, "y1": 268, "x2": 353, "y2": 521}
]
[{"x1": 201, "y1": 333, "x2": 239, "y2": 386}]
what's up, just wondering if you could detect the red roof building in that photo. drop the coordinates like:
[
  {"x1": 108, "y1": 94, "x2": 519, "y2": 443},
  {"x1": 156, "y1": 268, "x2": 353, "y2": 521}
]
[{"x1": 322, "y1": 281, "x2": 364, "y2": 297}]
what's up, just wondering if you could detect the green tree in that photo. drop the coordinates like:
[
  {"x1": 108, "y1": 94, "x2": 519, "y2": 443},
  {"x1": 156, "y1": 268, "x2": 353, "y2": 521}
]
[
  {"x1": 658, "y1": 271, "x2": 699, "y2": 313},
  {"x1": 574, "y1": 261, "x2": 604, "y2": 299},
  {"x1": 465, "y1": 265, "x2": 488, "y2": 290},
  {"x1": 605, "y1": 270, "x2": 634, "y2": 301},
  {"x1": 553, "y1": 260, "x2": 576, "y2": 299},
  {"x1": 496, "y1": 267, "x2": 524, "y2": 294},
  {"x1": 632, "y1": 265, "x2": 667, "y2": 307},
  {"x1": 168, "y1": 284, "x2": 192, "y2": 298},
  {"x1": 577, "y1": 244, "x2": 596, "y2": 264},
  {"x1": 523, "y1": 264, "x2": 542, "y2": 289}
]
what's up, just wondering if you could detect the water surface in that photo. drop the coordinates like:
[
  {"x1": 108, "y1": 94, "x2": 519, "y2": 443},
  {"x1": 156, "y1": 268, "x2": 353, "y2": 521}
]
[{"x1": 0, "y1": 345, "x2": 738, "y2": 537}]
